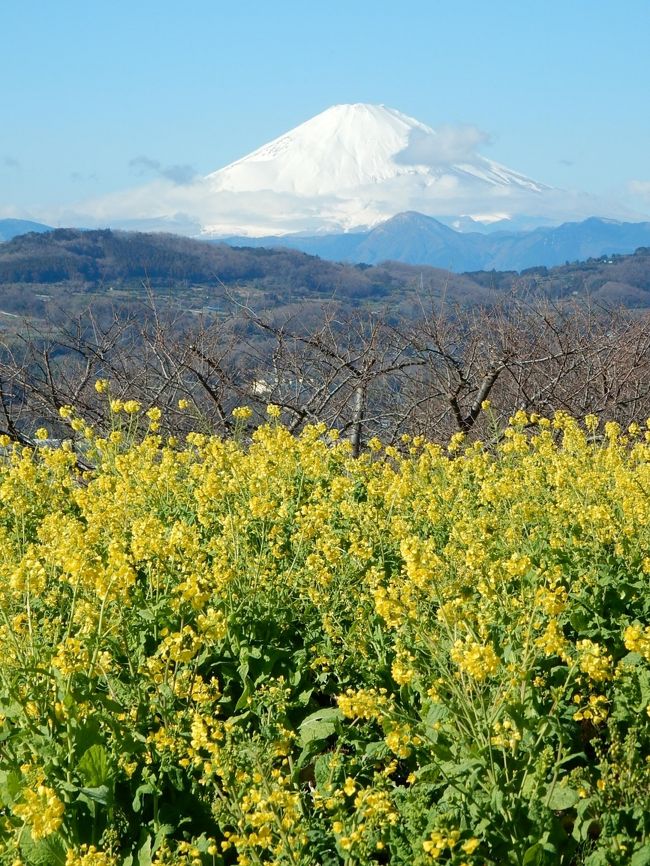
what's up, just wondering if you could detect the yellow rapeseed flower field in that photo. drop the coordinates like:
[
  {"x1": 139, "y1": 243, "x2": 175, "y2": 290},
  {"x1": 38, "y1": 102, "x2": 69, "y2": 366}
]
[{"x1": 0, "y1": 403, "x2": 649, "y2": 865}]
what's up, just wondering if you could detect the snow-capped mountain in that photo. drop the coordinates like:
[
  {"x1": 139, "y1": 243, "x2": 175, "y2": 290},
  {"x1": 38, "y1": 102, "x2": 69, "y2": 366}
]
[
  {"x1": 199, "y1": 103, "x2": 549, "y2": 236},
  {"x1": 64, "y1": 103, "x2": 636, "y2": 237},
  {"x1": 206, "y1": 104, "x2": 544, "y2": 197}
]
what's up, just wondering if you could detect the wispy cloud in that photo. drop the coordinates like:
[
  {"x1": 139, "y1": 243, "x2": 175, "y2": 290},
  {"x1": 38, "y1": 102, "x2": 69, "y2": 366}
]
[
  {"x1": 70, "y1": 171, "x2": 98, "y2": 183},
  {"x1": 558, "y1": 159, "x2": 574, "y2": 167},
  {"x1": 3, "y1": 155, "x2": 21, "y2": 170},
  {"x1": 129, "y1": 155, "x2": 198, "y2": 185},
  {"x1": 628, "y1": 180, "x2": 650, "y2": 199},
  {"x1": 395, "y1": 125, "x2": 491, "y2": 168}
]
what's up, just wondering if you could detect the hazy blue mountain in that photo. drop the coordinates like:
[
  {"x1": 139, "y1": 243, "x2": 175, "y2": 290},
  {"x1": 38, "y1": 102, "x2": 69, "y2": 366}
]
[
  {"x1": 222, "y1": 214, "x2": 650, "y2": 272},
  {"x1": 0, "y1": 219, "x2": 52, "y2": 242},
  {"x1": 483, "y1": 217, "x2": 650, "y2": 270}
]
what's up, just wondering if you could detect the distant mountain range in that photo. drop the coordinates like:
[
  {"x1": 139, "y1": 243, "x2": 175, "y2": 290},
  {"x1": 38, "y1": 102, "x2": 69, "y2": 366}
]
[
  {"x1": 222, "y1": 213, "x2": 650, "y2": 272},
  {"x1": 4, "y1": 214, "x2": 650, "y2": 274}
]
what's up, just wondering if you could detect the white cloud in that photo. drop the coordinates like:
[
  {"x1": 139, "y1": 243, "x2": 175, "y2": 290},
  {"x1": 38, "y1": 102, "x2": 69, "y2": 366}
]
[
  {"x1": 395, "y1": 125, "x2": 491, "y2": 168},
  {"x1": 628, "y1": 180, "x2": 650, "y2": 199}
]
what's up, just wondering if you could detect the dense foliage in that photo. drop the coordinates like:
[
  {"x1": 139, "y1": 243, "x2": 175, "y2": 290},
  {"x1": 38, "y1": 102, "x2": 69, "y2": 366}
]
[{"x1": 0, "y1": 399, "x2": 649, "y2": 865}]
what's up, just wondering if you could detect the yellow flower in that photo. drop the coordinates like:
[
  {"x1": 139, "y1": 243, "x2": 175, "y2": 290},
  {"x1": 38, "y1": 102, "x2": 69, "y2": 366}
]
[
  {"x1": 94, "y1": 379, "x2": 109, "y2": 394},
  {"x1": 266, "y1": 403, "x2": 282, "y2": 418},
  {"x1": 232, "y1": 406, "x2": 253, "y2": 420},
  {"x1": 14, "y1": 785, "x2": 64, "y2": 840},
  {"x1": 450, "y1": 639, "x2": 499, "y2": 682},
  {"x1": 624, "y1": 623, "x2": 650, "y2": 661},
  {"x1": 462, "y1": 837, "x2": 480, "y2": 855},
  {"x1": 576, "y1": 639, "x2": 612, "y2": 682}
]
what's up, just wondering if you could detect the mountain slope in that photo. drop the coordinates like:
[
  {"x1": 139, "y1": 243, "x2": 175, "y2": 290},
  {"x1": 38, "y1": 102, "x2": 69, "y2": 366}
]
[{"x1": 0, "y1": 219, "x2": 52, "y2": 242}]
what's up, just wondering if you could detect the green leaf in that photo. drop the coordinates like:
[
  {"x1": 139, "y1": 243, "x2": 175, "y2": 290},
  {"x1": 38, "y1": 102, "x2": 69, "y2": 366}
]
[
  {"x1": 20, "y1": 831, "x2": 67, "y2": 866},
  {"x1": 0, "y1": 769, "x2": 22, "y2": 806},
  {"x1": 79, "y1": 784, "x2": 111, "y2": 805},
  {"x1": 522, "y1": 842, "x2": 544, "y2": 866},
  {"x1": 136, "y1": 835, "x2": 152, "y2": 866},
  {"x1": 631, "y1": 845, "x2": 650, "y2": 866},
  {"x1": 298, "y1": 708, "x2": 341, "y2": 747},
  {"x1": 234, "y1": 682, "x2": 252, "y2": 711},
  {"x1": 152, "y1": 824, "x2": 175, "y2": 854},
  {"x1": 546, "y1": 784, "x2": 579, "y2": 811},
  {"x1": 78, "y1": 743, "x2": 111, "y2": 787},
  {"x1": 314, "y1": 754, "x2": 334, "y2": 789},
  {"x1": 133, "y1": 782, "x2": 155, "y2": 812},
  {"x1": 423, "y1": 702, "x2": 447, "y2": 726},
  {"x1": 364, "y1": 740, "x2": 389, "y2": 759},
  {"x1": 296, "y1": 688, "x2": 314, "y2": 706}
]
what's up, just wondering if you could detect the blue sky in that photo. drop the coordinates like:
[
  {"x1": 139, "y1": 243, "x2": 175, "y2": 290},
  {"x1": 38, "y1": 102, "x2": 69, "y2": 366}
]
[{"x1": 2, "y1": 0, "x2": 650, "y2": 220}]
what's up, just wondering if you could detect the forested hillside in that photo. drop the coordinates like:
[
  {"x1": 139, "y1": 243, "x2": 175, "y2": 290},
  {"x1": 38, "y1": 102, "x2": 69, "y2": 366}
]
[{"x1": 2, "y1": 229, "x2": 650, "y2": 325}]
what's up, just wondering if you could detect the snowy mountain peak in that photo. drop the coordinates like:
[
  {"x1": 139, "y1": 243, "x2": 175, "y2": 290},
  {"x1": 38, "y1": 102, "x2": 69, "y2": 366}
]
[
  {"x1": 200, "y1": 103, "x2": 550, "y2": 234},
  {"x1": 207, "y1": 103, "x2": 434, "y2": 196}
]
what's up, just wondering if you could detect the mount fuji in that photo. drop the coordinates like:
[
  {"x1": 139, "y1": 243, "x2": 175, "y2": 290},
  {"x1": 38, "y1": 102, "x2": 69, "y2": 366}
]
[
  {"x1": 195, "y1": 103, "x2": 554, "y2": 236},
  {"x1": 68, "y1": 103, "x2": 633, "y2": 238}
]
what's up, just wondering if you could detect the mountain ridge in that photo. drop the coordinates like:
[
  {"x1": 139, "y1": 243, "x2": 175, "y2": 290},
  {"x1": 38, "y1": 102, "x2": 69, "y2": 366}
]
[
  {"x1": 4, "y1": 213, "x2": 650, "y2": 274},
  {"x1": 220, "y1": 213, "x2": 650, "y2": 271}
]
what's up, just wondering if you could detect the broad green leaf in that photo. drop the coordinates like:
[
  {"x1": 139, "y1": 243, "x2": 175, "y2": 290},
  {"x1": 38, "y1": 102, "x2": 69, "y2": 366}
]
[
  {"x1": 78, "y1": 743, "x2": 111, "y2": 787},
  {"x1": 136, "y1": 836, "x2": 152, "y2": 866},
  {"x1": 314, "y1": 753, "x2": 334, "y2": 789},
  {"x1": 20, "y1": 831, "x2": 66, "y2": 866},
  {"x1": 546, "y1": 784, "x2": 579, "y2": 811},
  {"x1": 631, "y1": 845, "x2": 650, "y2": 866},
  {"x1": 298, "y1": 708, "x2": 341, "y2": 747},
  {"x1": 0, "y1": 769, "x2": 22, "y2": 806},
  {"x1": 522, "y1": 842, "x2": 544, "y2": 866},
  {"x1": 79, "y1": 784, "x2": 111, "y2": 805},
  {"x1": 234, "y1": 682, "x2": 252, "y2": 711}
]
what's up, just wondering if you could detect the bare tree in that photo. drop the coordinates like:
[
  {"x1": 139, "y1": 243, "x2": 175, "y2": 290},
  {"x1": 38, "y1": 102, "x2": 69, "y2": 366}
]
[{"x1": 1, "y1": 292, "x2": 650, "y2": 458}]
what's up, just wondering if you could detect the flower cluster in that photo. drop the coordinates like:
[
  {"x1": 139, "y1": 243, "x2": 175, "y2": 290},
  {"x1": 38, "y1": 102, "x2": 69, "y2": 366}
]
[{"x1": 13, "y1": 785, "x2": 65, "y2": 840}]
